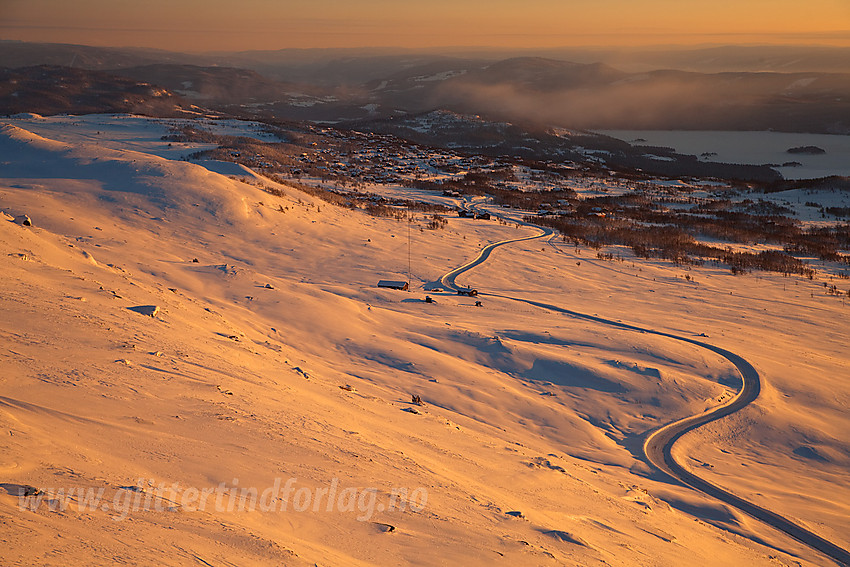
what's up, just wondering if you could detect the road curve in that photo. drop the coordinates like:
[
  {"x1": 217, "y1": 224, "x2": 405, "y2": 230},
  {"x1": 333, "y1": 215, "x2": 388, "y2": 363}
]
[
  {"x1": 438, "y1": 222, "x2": 850, "y2": 566},
  {"x1": 439, "y1": 225, "x2": 553, "y2": 292}
]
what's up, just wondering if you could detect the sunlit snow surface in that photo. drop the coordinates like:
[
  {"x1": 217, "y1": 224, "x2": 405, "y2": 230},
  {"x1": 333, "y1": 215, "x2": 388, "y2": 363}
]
[{"x1": 0, "y1": 114, "x2": 848, "y2": 566}]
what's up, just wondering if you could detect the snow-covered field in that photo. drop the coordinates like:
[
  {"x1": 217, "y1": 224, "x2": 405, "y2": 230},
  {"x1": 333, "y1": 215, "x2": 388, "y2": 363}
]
[
  {"x1": 599, "y1": 130, "x2": 850, "y2": 180},
  {"x1": 1, "y1": 115, "x2": 848, "y2": 566}
]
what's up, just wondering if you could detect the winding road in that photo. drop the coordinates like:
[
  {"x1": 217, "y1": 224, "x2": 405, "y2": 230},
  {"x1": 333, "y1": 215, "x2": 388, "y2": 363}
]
[
  {"x1": 439, "y1": 224, "x2": 555, "y2": 292},
  {"x1": 438, "y1": 214, "x2": 850, "y2": 566}
]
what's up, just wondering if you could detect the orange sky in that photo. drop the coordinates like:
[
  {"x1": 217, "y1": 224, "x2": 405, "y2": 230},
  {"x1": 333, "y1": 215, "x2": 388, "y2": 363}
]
[{"x1": 2, "y1": 0, "x2": 849, "y2": 51}]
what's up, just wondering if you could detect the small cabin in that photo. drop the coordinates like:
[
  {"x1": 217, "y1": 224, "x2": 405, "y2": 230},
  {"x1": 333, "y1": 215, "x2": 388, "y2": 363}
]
[
  {"x1": 378, "y1": 280, "x2": 409, "y2": 291},
  {"x1": 474, "y1": 212, "x2": 490, "y2": 220}
]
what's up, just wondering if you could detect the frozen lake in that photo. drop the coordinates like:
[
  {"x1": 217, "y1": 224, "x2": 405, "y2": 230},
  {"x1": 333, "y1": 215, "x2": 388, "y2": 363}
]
[{"x1": 598, "y1": 130, "x2": 850, "y2": 180}]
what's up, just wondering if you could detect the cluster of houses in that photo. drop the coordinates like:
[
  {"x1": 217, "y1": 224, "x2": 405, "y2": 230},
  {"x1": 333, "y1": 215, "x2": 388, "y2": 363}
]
[
  {"x1": 216, "y1": 119, "x2": 623, "y2": 204},
  {"x1": 457, "y1": 210, "x2": 490, "y2": 220},
  {"x1": 205, "y1": 120, "x2": 728, "y2": 226}
]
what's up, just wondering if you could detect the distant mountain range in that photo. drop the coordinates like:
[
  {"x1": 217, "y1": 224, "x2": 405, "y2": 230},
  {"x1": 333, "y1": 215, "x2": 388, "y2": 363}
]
[
  {"x1": 1, "y1": 41, "x2": 849, "y2": 135},
  {"x1": 0, "y1": 65, "x2": 187, "y2": 116},
  {"x1": 4, "y1": 40, "x2": 850, "y2": 74},
  {"x1": 368, "y1": 56, "x2": 850, "y2": 133}
]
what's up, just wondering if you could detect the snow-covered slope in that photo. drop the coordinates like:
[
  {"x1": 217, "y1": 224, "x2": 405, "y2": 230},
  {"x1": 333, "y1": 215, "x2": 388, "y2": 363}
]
[{"x1": 0, "y1": 115, "x2": 847, "y2": 566}]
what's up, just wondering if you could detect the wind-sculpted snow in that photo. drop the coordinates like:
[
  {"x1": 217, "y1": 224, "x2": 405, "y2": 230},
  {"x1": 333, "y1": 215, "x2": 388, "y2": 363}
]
[
  {"x1": 1, "y1": 114, "x2": 848, "y2": 566},
  {"x1": 439, "y1": 213, "x2": 850, "y2": 566}
]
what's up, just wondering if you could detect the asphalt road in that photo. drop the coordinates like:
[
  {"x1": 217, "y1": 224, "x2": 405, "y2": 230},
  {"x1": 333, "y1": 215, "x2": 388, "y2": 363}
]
[{"x1": 438, "y1": 217, "x2": 850, "y2": 566}]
